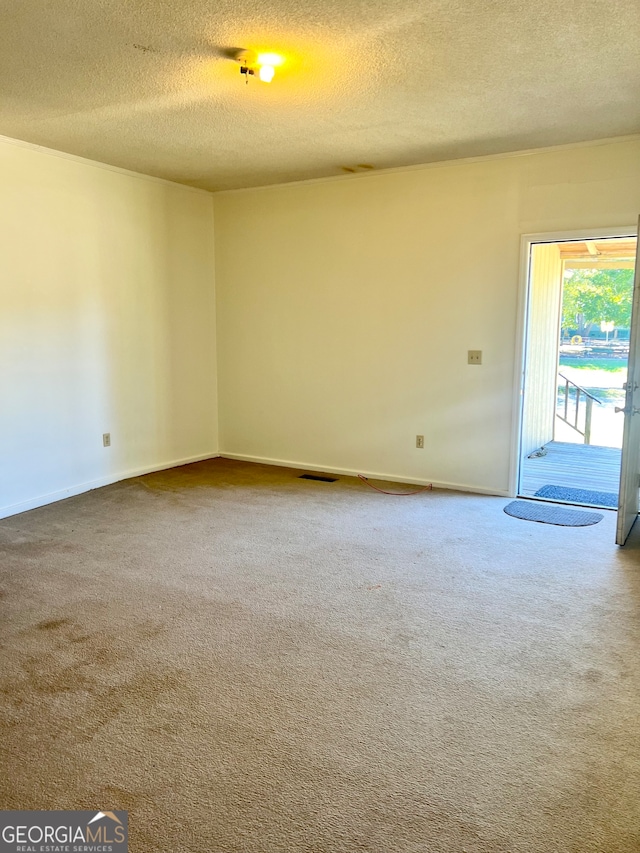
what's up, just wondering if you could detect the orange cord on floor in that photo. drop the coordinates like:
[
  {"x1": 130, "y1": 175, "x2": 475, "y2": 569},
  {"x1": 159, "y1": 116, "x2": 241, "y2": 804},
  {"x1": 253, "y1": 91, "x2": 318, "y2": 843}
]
[{"x1": 357, "y1": 474, "x2": 433, "y2": 496}]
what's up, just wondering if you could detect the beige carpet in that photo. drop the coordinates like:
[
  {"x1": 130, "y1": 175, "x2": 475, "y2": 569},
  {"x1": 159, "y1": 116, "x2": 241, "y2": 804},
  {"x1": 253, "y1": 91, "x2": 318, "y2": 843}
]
[{"x1": 1, "y1": 459, "x2": 639, "y2": 852}]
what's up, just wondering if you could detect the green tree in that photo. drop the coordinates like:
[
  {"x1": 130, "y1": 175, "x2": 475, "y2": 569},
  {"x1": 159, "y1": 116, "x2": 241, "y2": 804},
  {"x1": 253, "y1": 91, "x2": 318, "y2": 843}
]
[{"x1": 561, "y1": 268, "x2": 633, "y2": 336}]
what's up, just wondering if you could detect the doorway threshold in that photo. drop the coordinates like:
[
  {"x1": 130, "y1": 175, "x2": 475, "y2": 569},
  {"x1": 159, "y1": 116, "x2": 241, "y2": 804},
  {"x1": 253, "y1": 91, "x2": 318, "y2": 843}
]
[{"x1": 519, "y1": 494, "x2": 616, "y2": 512}]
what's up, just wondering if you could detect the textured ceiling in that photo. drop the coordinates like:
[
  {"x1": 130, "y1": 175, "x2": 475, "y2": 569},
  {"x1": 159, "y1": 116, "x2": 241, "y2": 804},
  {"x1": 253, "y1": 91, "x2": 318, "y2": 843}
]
[{"x1": 1, "y1": 0, "x2": 639, "y2": 191}]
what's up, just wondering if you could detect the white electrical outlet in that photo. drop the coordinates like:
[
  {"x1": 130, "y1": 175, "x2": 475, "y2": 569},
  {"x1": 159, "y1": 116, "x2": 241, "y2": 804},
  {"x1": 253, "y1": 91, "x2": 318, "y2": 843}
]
[
  {"x1": 416, "y1": 435, "x2": 424, "y2": 449},
  {"x1": 103, "y1": 433, "x2": 111, "y2": 447},
  {"x1": 468, "y1": 350, "x2": 482, "y2": 365}
]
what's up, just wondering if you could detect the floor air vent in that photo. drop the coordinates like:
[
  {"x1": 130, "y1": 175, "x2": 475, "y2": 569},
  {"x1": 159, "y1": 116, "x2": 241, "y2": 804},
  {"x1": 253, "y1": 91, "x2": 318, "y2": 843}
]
[{"x1": 299, "y1": 474, "x2": 338, "y2": 482}]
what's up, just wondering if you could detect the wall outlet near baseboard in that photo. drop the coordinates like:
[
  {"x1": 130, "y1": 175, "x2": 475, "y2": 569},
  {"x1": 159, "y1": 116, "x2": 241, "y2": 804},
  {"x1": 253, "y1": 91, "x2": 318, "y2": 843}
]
[
  {"x1": 103, "y1": 433, "x2": 111, "y2": 447},
  {"x1": 468, "y1": 350, "x2": 482, "y2": 365},
  {"x1": 416, "y1": 435, "x2": 424, "y2": 449}
]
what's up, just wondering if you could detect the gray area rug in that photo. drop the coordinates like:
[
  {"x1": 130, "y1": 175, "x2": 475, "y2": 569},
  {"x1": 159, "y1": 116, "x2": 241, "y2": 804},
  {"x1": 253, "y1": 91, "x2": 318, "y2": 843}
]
[
  {"x1": 534, "y1": 484, "x2": 618, "y2": 508},
  {"x1": 504, "y1": 500, "x2": 604, "y2": 526}
]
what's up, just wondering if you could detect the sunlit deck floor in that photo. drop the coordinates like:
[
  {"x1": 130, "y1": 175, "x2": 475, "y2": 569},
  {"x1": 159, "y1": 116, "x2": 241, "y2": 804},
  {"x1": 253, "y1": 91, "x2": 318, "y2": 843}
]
[{"x1": 519, "y1": 440, "x2": 621, "y2": 508}]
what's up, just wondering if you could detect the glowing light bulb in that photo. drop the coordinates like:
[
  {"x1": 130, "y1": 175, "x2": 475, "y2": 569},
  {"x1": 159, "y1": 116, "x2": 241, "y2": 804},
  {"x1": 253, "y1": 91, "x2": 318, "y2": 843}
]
[
  {"x1": 258, "y1": 64, "x2": 275, "y2": 83},
  {"x1": 257, "y1": 53, "x2": 284, "y2": 68}
]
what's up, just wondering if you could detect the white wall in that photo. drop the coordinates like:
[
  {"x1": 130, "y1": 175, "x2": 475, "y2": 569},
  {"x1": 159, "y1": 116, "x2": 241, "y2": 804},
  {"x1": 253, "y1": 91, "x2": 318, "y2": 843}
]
[
  {"x1": 214, "y1": 138, "x2": 640, "y2": 494},
  {"x1": 0, "y1": 140, "x2": 218, "y2": 518},
  {"x1": 520, "y1": 243, "x2": 562, "y2": 458}
]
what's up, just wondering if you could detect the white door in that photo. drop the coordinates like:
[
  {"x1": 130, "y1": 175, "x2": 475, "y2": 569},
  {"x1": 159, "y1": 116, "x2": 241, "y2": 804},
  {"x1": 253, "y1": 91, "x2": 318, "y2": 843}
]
[{"x1": 616, "y1": 217, "x2": 640, "y2": 545}]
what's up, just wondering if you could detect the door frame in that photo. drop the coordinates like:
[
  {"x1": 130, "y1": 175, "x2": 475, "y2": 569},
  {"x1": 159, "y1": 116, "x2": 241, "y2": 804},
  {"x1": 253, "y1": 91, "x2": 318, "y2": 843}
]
[
  {"x1": 508, "y1": 225, "x2": 637, "y2": 498},
  {"x1": 616, "y1": 215, "x2": 640, "y2": 544}
]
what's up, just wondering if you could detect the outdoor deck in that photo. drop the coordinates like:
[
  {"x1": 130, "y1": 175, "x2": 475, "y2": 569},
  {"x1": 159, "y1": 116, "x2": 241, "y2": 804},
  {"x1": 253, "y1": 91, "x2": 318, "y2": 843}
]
[{"x1": 519, "y1": 440, "x2": 621, "y2": 506}]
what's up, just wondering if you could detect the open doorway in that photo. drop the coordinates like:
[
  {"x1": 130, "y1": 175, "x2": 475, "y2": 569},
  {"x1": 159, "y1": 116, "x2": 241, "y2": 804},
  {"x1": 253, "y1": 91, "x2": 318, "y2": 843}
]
[{"x1": 518, "y1": 233, "x2": 638, "y2": 509}]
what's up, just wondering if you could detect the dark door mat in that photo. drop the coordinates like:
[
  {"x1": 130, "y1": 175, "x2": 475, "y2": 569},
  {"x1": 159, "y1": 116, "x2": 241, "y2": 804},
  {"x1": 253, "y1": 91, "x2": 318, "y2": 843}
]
[
  {"x1": 504, "y1": 500, "x2": 604, "y2": 527},
  {"x1": 534, "y1": 484, "x2": 618, "y2": 508}
]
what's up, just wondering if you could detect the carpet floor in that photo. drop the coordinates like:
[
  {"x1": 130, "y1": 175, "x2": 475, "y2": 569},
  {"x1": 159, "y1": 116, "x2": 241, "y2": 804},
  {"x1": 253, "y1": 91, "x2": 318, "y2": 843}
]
[{"x1": 1, "y1": 459, "x2": 639, "y2": 853}]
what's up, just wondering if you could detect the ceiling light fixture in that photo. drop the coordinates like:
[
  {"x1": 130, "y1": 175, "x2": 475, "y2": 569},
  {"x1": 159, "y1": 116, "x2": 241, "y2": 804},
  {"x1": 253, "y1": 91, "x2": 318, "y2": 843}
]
[{"x1": 237, "y1": 50, "x2": 284, "y2": 84}]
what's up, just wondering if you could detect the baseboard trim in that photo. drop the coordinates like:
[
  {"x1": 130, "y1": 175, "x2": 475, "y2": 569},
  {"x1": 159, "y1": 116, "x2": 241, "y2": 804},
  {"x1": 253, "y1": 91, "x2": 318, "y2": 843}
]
[
  {"x1": 0, "y1": 453, "x2": 220, "y2": 520},
  {"x1": 1, "y1": 452, "x2": 508, "y2": 520},
  {"x1": 220, "y1": 452, "x2": 509, "y2": 497}
]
